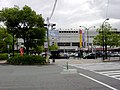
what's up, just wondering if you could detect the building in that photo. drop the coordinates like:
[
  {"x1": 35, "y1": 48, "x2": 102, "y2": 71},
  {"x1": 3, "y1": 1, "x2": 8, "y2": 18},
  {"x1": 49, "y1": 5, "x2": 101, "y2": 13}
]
[
  {"x1": 53, "y1": 28, "x2": 98, "y2": 52},
  {"x1": 16, "y1": 28, "x2": 120, "y2": 52}
]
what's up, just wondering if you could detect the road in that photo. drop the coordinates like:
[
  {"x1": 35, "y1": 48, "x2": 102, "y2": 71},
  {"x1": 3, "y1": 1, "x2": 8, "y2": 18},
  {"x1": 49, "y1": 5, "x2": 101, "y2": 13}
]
[{"x1": 0, "y1": 59, "x2": 120, "y2": 90}]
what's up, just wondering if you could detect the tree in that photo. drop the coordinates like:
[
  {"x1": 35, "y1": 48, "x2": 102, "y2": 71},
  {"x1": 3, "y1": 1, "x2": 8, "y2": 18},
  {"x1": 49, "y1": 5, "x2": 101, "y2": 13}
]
[
  {"x1": 0, "y1": 5, "x2": 46, "y2": 55},
  {"x1": 0, "y1": 6, "x2": 20, "y2": 56},
  {"x1": 33, "y1": 45, "x2": 45, "y2": 54},
  {"x1": 49, "y1": 43, "x2": 58, "y2": 51},
  {"x1": 93, "y1": 22, "x2": 120, "y2": 47},
  {"x1": 0, "y1": 27, "x2": 13, "y2": 52}
]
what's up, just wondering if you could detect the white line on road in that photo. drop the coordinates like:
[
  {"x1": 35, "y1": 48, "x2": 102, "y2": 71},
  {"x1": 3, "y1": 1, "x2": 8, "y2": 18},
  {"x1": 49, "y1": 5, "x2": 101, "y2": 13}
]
[{"x1": 79, "y1": 73, "x2": 118, "y2": 90}]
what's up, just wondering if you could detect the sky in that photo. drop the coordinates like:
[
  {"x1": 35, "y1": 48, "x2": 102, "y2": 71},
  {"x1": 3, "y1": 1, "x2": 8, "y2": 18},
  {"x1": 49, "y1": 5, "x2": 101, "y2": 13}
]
[{"x1": 0, "y1": 0, "x2": 120, "y2": 29}]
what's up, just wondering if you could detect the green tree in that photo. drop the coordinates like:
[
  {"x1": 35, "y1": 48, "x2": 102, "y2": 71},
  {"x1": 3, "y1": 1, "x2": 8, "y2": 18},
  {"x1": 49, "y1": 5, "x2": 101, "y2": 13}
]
[
  {"x1": 33, "y1": 45, "x2": 45, "y2": 54},
  {"x1": 93, "y1": 23, "x2": 120, "y2": 47},
  {"x1": 49, "y1": 43, "x2": 58, "y2": 51},
  {"x1": 0, "y1": 5, "x2": 46, "y2": 55},
  {"x1": 0, "y1": 27, "x2": 13, "y2": 52},
  {"x1": 0, "y1": 6, "x2": 20, "y2": 56}
]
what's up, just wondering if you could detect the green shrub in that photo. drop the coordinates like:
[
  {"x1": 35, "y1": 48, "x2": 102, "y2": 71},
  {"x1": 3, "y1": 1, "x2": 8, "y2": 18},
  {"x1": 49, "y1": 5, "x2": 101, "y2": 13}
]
[
  {"x1": 7, "y1": 55, "x2": 46, "y2": 65},
  {"x1": 0, "y1": 53, "x2": 8, "y2": 60}
]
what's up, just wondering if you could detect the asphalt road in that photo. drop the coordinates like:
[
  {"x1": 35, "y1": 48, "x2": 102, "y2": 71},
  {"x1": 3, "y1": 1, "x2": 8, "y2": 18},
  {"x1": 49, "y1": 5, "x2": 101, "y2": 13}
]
[{"x1": 0, "y1": 60, "x2": 120, "y2": 90}]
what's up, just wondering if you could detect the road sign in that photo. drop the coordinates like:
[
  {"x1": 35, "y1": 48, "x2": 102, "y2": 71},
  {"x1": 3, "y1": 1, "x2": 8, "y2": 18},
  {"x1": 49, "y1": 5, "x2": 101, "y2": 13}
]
[{"x1": 44, "y1": 42, "x2": 48, "y2": 48}]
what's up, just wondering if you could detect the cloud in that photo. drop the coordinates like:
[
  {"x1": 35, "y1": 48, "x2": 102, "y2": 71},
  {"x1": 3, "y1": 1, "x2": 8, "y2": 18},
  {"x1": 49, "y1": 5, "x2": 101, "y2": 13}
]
[{"x1": 0, "y1": 0, "x2": 120, "y2": 29}]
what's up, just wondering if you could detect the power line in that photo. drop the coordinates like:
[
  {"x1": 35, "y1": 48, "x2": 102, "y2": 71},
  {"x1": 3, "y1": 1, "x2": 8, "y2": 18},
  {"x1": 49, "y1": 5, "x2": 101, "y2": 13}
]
[{"x1": 49, "y1": 0, "x2": 57, "y2": 20}]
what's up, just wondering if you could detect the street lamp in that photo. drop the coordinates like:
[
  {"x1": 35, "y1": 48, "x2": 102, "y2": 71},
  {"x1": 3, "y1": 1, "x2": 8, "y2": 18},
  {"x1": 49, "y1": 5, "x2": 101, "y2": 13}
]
[
  {"x1": 79, "y1": 26, "x2": 95, "y2": 52},
  {"x1": 102, "y1": 18, "x2": 109, "y2": 61}
]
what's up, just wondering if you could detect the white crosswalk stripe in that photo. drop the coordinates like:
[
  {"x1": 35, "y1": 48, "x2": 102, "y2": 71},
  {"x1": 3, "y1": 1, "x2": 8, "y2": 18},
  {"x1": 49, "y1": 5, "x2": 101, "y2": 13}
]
[
  {"x1": 70, "y1": 62, "x2": 120, "y2": 81},
  {"x1": 96, "y1": 70, "x2": 120, "y2": 80}
]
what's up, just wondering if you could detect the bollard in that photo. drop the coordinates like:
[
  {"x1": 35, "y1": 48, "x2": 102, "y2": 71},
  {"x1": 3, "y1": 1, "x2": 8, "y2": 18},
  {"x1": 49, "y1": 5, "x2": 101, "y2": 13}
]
[{"x1": 66, "y1": 61, "x2": 68, "y2": 70}]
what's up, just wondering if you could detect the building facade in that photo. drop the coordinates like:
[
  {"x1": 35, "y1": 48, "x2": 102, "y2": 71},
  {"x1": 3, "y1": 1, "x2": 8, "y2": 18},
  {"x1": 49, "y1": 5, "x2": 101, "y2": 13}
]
[
  {"x1": 53, "y1": 28, "x2": 98, "y2": 52},
  {"x1": 16, "y1": 28, "x2": 120, "y2": 52}
]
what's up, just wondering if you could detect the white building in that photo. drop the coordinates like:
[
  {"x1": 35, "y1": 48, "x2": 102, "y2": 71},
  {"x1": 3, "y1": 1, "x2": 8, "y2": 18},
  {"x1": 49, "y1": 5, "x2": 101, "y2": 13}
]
[
  {"x1": 16, "y1": 28, "x2": 120, "y2": 52},
  {"x1": 51, "y1": 28, "x2": 98, "y2": 52}
]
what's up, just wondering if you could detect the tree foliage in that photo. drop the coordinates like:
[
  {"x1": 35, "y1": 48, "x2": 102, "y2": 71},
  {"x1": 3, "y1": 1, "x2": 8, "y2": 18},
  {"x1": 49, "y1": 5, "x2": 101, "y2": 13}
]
[
  {"x1": 49, "y1": 44, "x2": 58, "y2": 51},
  {"x1": 0, "y1": 27, "x2": 13, "y2": 52},
  {"x1": 0, "y1": 5, "x2": 46, "y2": 54},
  {"x1": 93, "y1": 22, "x2": 120, "y2": 47}
]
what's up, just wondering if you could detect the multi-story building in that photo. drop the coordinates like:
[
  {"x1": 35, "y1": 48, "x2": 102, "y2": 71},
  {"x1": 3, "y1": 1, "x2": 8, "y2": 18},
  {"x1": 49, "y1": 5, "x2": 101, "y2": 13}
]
[
  {"x1": 52, "y1": 28, "x2": 98, "y2": 52},
  {"x1": 57, "y1": 29, "x2": 79, "y2": 52},
  {"x1": 16, "y1": 28, "x2": 120, "y2": 52}
]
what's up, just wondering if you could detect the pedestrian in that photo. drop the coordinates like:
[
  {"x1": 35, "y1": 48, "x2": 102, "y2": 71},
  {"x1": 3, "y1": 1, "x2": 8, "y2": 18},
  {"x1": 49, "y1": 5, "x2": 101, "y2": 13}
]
[{"x1": 20, "y1": 46, "x2": 25, "y2": 56}]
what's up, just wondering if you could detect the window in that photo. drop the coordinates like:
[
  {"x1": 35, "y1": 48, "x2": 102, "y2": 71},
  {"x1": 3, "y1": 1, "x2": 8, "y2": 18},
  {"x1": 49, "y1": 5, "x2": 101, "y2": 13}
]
[
  {"x1": 72, "y1": 42, "x2": 79, "y2": 46},
  {"x1": 58, "y1": 42, "x2": 70, "y2": 46},
  {"x1": 59, "y1": 31, "x2": 62, "y2": 33}
]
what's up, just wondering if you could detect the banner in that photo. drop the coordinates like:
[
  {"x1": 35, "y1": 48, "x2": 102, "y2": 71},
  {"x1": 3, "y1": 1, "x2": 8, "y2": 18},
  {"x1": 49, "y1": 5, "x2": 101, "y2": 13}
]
[
  {"x1": 79, "y1": 30, "x2": 82, "y2": 48},
  {"x1": 82, "y1": 31, "x2": 85, "y2": 47}
]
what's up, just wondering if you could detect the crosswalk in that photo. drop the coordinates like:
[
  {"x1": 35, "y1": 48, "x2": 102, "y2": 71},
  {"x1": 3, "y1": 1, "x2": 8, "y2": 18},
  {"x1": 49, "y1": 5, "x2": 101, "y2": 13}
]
[
  {"x1": 96, "y1": 70, "x2": 120, "y2": 80},
  {"x1": 70, "y1": 62, "x2": 120, "y2": 81}
]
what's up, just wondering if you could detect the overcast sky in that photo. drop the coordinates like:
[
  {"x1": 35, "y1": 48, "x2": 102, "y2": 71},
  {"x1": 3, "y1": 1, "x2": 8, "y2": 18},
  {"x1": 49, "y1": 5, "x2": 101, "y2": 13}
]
[{"x1": 1, "y1": 0, "x2": 120, "y2": 29}]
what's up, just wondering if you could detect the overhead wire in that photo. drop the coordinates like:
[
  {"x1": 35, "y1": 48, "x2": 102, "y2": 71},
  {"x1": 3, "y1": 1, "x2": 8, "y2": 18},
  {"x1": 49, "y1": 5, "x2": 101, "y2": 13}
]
[{"x1": 49, "y1": 0, "x2": 57, "y2": 20}]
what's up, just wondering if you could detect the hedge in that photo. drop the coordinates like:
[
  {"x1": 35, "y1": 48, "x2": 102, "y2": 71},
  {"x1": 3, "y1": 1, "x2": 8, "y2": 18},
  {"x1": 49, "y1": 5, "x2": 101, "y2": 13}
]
[
  {"x1": 7, "y1": 55, "x2": 46, "y2": 65},
  {"x1": 0, "y1": 53, "x2": 20, "y2": 60},
  {"x1": 0, "y1": 53, "x2": 8, "y2": 60}
]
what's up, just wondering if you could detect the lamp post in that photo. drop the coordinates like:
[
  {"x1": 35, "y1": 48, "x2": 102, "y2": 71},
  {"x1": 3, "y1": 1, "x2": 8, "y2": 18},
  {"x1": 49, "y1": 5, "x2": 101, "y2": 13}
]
[
  {"x1": 79, "y1": 26, "x2": 95, "y2": 52},
  {"x1": 102, "y1": 18, "x2": 109, "y2": 61}
]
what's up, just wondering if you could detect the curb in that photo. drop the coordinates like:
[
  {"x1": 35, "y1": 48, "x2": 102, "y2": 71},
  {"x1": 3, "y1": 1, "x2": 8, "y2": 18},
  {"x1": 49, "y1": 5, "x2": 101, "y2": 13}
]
[{"x1": 0, "y1": 60, "x2": 7, "y2": 64}]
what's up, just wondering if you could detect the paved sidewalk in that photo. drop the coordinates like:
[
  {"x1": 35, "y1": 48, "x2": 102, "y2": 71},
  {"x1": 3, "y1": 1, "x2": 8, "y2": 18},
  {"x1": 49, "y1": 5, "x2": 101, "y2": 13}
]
[{"x1": 54, "y1": 58, "x2": 102, "y2": 65}]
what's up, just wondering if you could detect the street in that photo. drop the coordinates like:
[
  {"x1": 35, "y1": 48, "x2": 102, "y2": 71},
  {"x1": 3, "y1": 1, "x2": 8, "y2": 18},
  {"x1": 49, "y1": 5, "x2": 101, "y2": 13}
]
[{"x1": 0, "y1": 59, "x2": 120, "y2": 90}]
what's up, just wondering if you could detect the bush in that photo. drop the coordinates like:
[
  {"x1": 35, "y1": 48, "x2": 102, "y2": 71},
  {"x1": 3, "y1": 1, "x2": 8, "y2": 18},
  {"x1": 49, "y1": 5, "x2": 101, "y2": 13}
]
[
  {"x1": 0, "y1": 53, "x2": 8, "y2": 60},
  {"x1": 7, "y1": 55, "x2": 46, "y2": 65}
]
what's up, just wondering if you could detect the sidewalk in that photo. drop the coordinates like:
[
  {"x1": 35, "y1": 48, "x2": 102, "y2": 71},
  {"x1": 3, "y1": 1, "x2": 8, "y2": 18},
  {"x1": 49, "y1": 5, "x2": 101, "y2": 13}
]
[
  {"x1": 54, "y1": 58, "x2": 102, "y2": 65},
  {"x1": 0, "y1": 57, "x2": 119, "y2": 65}
]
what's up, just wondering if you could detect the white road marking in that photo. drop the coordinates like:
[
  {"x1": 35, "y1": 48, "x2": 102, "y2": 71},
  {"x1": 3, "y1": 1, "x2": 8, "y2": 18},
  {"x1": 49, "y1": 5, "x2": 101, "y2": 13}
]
[
  {"x1": 96, "y1": 70, "x2": 120, "y2": 80},
  {"x1": 70, "y1": 63, "x2": 120, "y2": 81},
  {"x1": 79, "y1": 73, "x2": 118, "y2": 90},
  {"x1": 98, "y1": 70, "x2": 120, "y2": 74}
]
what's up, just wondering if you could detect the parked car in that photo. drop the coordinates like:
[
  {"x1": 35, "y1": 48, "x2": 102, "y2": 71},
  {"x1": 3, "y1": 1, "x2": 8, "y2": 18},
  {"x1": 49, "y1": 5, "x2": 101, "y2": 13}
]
[
  {"x1": 40, "y1": 52, "x2": 51, "y2": 58},
  {"x1": 49, "y1": 51, "x2": 69, "y2": 59},
  {"x1": 96, "y1": 52, "x2": 103, "y2": 57},
  {"x1": 83, "y1": 53, "x2": 97, "y2": 59},
  {"x1": 107, "y1": 52, "x2": 120, "y2": 57}
]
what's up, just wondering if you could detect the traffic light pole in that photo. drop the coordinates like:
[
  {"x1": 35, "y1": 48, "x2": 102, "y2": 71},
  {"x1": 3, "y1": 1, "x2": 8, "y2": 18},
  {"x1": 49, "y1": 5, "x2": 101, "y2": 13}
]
[
  {"x1": 46, "y1": 17, "x2": 50, "y2": 63},
  {"x1": 45, "y1": 17, "x2": 56, "y2": 63}
]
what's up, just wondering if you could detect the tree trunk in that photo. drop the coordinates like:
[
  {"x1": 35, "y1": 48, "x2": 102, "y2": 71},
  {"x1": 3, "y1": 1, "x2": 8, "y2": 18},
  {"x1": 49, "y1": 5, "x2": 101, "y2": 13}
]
[
  {"x1": 25, "y1": 35, "x2": 29, "y2": 55},
  {"x1": 12, "y1": 33, "x2": 14, "y2": 57}
]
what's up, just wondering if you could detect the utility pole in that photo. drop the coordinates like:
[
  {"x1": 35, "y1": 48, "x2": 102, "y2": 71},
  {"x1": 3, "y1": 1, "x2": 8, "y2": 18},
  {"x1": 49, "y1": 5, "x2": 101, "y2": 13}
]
[
  {"x1": 44, "y1": 18, "x2": 56, "y2": 63},
  {"x1": 46, "y1": 17, "x2": 50, "y2": 63}
]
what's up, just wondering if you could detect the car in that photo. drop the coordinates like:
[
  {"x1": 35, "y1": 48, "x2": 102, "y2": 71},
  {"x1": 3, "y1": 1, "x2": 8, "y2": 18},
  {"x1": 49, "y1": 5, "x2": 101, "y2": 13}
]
[
  {"x1": 49, "y1": 51, "x2": 69, "y2": 59},
  {"x1": 96, "y1": 52, "x2": 103, "y2": 57},
  {"x1": 40, "y1": 52, "x2": 51, "y2": 58},
  {"x1": 83, "y1": 53, "x2": 97, "y2": 59}
]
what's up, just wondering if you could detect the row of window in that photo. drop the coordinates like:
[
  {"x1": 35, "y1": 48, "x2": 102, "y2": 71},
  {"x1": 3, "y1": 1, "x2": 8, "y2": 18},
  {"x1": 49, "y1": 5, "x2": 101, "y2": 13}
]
[
  {"x1": 57, "y1": 42, "x2": 79, "y2": 46},
  {"x1": 57, "y1": 42, "x2": 92, "y2": 47},
  {"x1": 59, "y1": 31, "x2": 78, "y2": 33}
]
